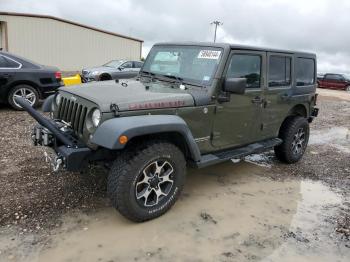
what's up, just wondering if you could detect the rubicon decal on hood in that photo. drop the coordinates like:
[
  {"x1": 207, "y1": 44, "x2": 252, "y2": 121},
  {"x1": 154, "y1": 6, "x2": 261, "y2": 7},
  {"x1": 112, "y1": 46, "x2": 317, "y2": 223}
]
[{"x1": 128, "y1": 100, "x2": 186, "y2": 110}]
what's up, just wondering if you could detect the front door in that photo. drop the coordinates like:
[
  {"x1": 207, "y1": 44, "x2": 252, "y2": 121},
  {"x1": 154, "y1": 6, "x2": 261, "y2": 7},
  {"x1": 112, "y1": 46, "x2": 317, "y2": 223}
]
[{"x1": 212, "y1": 50, "x2": 266, "y2": 149}]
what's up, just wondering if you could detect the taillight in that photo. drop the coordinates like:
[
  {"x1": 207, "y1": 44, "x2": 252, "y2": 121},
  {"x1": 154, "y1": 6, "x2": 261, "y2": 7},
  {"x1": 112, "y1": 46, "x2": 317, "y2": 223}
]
[{"x1": 55, "y1": 71, "x2": 62, "y2": 79}]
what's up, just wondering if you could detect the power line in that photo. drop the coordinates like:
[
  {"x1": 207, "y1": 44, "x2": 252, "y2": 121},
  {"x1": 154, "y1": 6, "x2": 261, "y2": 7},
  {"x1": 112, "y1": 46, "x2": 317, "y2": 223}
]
[{"x1": 211, "y1": 20, "x2": 223, "y2": 43}]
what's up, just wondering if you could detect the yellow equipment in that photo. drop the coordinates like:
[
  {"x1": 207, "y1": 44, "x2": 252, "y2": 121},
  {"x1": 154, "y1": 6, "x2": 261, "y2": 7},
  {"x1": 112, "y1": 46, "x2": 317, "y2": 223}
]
[{"x1": 62, "y1": 74, "x2": 82, "y2": 86}]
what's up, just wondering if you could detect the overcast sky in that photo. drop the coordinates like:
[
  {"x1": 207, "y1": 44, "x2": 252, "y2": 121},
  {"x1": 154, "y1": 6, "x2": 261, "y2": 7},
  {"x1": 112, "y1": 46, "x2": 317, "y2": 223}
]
[{"x1": 2, "y1": 0, "x2": 350, "y2": 74}]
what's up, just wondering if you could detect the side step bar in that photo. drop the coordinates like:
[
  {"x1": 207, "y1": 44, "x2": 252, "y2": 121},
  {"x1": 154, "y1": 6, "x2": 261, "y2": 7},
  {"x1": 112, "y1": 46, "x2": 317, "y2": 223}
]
[{"x1": 195, "y1": 138, "x2": 282, "y2": 168}]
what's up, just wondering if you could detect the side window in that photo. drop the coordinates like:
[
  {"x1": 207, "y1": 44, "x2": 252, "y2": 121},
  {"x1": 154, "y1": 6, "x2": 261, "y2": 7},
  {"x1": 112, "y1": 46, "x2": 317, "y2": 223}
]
[
  {"x1": 134, "y1": 62, "x2": 143, "y2": 68},
  {"x1": 122, "y1": 61, "x2": 133, "y2": 68},
  {"x1": 296, "y1": 58, "x2": 315, "y2": 86},
  {"x1": 5, "y1": 57, "x2": 20, "y2": 68},
  {"x1": 227, "y1": 54, "x2": 261, "y2": 88},
  {"x1": 268, "y1": 56, "x2": 291, "y2": 87},
  {"x1": 0, "y1": 55, "x2": 20, "y2": 68},
  {"x1": 325, "y1": 74, "x2": 343, "y2": 81},
  {"x1": 0, "y1": 56, "x2": 7, "y2": 67}
]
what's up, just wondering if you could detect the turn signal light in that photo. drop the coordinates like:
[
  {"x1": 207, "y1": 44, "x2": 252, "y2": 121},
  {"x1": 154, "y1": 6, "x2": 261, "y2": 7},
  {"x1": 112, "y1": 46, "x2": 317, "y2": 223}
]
[{"x1": 119, "y1": 135, "x2": 128, "y2": 144}]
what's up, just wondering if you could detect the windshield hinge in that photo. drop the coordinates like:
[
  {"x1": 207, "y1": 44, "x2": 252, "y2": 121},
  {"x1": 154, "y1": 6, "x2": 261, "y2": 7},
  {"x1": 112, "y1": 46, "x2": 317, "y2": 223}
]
[{"x1": 110, "y1": 103, "x2": 119, "y2": 115}]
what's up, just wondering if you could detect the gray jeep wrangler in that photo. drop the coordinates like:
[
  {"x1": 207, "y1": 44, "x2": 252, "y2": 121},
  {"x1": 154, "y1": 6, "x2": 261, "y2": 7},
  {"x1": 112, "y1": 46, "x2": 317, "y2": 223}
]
[{"x1": 18, "y1": 42, "x2": 319, "y2": 222}]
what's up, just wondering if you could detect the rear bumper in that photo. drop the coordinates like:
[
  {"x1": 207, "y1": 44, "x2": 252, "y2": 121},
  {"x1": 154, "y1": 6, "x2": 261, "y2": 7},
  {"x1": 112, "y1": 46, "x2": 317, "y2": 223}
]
[{"x1": 308, "y1": 107, "x2": 319, "y2": 122}]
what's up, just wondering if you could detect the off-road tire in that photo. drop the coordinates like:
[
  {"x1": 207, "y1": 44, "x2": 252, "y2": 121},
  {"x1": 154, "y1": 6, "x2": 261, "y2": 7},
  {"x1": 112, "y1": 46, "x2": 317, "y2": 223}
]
[
  {"x1": 107, "y1": 141, "x2": 186, "y2": 222},
  {"x1": 8, "y1": 84, "x2": 39, "y2": 110},
  {"x1": 274, "y1": 116, "x2": 310, "y2": 164}
]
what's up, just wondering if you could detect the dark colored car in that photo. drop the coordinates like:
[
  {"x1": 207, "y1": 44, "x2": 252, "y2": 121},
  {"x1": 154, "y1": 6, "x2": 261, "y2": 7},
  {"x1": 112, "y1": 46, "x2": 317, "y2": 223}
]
[
  {"x1": 317, "y1": 73, "x2": 350, "y2": 91},
  {"x1": 19, "y1": 42, "x2": 318, "y2": 222},
  {"x1": 0, "y1": 51, "x2": 62, "y2": 110},
  {"x1": 81, "y1": 60, "x2": 143, "y2": 82}
]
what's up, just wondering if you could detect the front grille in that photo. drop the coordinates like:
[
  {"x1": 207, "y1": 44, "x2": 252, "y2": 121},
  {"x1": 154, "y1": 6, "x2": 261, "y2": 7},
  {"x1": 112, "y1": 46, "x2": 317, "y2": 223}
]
[{"x1": 57, "y1": 97, "x2": 88, "y2": 136}]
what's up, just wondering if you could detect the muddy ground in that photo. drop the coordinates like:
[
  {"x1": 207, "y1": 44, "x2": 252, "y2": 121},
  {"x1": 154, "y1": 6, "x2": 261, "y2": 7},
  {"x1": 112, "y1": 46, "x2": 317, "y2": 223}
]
[{"x1": 0, "y1": 88, "x2": 349, "y2": 261}]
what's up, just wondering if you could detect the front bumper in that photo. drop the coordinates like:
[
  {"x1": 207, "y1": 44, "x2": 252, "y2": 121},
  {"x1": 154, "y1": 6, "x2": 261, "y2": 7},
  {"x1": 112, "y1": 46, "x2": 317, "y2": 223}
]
[
  {"x1": 15, "y1": 95, "x2": 92, "y2": 172},
  {"x1": 33, "y1": 123, "x2": 91, "y2": 172}
]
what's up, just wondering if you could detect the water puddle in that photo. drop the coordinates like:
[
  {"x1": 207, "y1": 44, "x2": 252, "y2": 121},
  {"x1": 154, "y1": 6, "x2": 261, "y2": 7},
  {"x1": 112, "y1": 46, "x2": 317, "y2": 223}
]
[
  {"x1": 29, "y1": 162, "x2": 348, "y2": 262},
  {"x1": 309, "y1": 127, "x2": 350, "y2": 153}
]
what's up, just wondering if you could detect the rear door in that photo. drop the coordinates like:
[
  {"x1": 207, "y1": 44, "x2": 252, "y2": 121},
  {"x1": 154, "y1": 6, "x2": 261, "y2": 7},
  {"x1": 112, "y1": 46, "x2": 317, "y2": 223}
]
[
  {"x1": 212, "y1": 50, "x2": 266, "y2": 149},
  {"x1": 262, "y1": 53, "x2": 293, "y2": 138}
]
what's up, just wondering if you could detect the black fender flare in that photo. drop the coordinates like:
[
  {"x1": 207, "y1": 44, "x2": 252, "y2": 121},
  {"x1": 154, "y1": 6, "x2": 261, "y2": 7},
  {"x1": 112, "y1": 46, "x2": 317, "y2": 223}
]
[
  {"x1": 42, "y1": 95, "x2": 54, "y2": 112},
  {"x1": 91, "y1": 115, "x2": 201, "y2": 161}
]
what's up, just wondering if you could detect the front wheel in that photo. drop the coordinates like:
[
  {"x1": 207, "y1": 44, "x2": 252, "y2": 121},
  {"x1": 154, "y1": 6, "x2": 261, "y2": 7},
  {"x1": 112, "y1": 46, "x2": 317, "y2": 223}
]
[
  {"x1": 274, "y1": 116, "x2": 310, "y2": 164},
  {"x1": 107, "y1": 141, "x2": 186, "y2": 222}
]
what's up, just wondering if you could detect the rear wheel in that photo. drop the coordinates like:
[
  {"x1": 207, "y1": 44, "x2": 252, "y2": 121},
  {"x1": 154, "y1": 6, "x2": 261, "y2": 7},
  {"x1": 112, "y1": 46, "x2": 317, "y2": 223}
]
[
  {"x1": 107, "y1": 141, "x2": 186, "y2": 222},
  {"x1": 274, "y1": 116, "x2": 310, "y2": 164},
  {"x1": 8, "y1": 84, "x2": 39, "y2": 110}
]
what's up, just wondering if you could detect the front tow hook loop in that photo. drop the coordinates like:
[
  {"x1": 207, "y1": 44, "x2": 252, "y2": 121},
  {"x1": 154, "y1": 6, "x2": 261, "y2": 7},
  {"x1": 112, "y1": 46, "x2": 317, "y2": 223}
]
[{"x1": 53, "y1": 157, "x2": 63, "y2": 172}]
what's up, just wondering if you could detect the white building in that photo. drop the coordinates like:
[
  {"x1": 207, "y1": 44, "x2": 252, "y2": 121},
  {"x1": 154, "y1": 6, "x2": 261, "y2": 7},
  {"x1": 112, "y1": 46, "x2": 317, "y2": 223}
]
[{"x1": 0, "y1": 12, "x2": 143, "y2": 71}]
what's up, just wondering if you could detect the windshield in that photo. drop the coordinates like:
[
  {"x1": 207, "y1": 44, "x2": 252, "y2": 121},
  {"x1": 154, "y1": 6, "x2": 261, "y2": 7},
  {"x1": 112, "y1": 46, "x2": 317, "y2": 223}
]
[
  {"x1": 142, "y1": 45, "x2": 223, "y2": 86},
  {"x1": 103, "y1": 60, "x2": 124, "y2": 68}
]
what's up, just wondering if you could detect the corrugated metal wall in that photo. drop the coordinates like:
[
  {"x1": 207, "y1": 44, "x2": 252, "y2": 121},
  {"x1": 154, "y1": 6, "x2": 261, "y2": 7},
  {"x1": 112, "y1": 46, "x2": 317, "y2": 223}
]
[{"x1": 0, "y1": 15, "x2": 142, "y2": 71}]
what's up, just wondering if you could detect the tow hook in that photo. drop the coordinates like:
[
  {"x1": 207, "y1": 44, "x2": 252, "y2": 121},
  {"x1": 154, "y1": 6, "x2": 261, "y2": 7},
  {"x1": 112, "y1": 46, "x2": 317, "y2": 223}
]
[
  {"x1": 44, "y1": 151, "x2": 63, "y2": 172},
  {"x1": 53, "y1": 157, "x2": 63, "y2": 172}
]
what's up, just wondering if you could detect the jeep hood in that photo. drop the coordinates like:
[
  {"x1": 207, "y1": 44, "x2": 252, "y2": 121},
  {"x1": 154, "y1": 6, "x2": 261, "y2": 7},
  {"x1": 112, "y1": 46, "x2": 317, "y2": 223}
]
[{"x1": 59, "y1": 80, "x2": 195, "y2": 112}]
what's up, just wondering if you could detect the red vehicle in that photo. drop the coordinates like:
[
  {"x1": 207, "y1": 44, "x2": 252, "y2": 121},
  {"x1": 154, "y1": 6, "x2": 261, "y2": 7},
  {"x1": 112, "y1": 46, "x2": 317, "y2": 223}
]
[{"x1": 317, "y1": 73, "x2": 350, "y2": 91}]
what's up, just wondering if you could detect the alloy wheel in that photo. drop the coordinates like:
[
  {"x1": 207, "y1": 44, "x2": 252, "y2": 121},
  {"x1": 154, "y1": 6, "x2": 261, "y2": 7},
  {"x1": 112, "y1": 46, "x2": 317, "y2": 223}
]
[
  {"x1": 291, "y1": 128, "x2": 306, "y2": 155},
  {"x1": 13, "y1": 87, "x2": 36, "y2": 108},
  {"x1": 135, "y1": 160, "x2": 174, "y2": 207}
]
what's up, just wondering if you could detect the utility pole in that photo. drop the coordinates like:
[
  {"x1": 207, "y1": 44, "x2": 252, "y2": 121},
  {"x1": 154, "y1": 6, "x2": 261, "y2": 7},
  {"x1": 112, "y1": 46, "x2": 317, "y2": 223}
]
[{"x1": 211, "y1": 20, "x2": 223, "y2": 43}]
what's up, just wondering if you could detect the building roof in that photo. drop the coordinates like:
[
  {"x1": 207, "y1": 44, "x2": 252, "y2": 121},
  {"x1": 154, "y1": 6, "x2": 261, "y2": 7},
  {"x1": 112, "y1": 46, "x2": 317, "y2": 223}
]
[{"x1": 0, "y1": 11, "x2": 143, "y2": 43}]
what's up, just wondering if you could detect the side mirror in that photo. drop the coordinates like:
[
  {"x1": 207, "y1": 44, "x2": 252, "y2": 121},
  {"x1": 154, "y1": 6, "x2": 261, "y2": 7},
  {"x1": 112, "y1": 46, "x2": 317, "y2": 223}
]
[
  {"x1": 118, "y1": 66, "x2": 125, "y2": 71},
  {"x1": 224, "y1": 78, "x2": 247, "y2": 94}
]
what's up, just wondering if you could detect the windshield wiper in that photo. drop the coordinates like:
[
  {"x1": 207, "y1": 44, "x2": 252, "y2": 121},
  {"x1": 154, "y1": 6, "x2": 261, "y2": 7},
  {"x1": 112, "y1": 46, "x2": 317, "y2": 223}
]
[
  {"x1": 161, "y1": 74, "x2": 183, "y2": 82},
  {"x1": 140, "y1": 70, "x2": 155, "y2": 76}
]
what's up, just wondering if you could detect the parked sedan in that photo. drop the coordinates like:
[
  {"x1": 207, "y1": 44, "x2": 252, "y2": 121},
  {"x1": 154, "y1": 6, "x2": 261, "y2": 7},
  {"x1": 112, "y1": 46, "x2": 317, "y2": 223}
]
[
  {"x1": 0, "y1": 51, "x2": 62, "y2": 110},
  {"x1": 82, "y1": 60, "x2": 143, "y2": 82},
  {"x1": 318, "y1": 73, "x2": 350, "y2": 91}
]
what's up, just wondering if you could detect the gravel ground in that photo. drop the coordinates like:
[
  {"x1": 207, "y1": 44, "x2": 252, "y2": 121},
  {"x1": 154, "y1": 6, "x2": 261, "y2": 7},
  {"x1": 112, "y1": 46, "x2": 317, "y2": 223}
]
[{"x1": 0, "y1": 88, "x2": 349, "y2": 257}]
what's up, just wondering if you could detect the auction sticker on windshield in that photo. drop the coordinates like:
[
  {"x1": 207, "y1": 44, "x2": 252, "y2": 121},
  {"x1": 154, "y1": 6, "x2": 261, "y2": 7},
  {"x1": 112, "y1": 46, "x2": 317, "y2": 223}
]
[{"x1": 198, "y1": 50, "x2": 221, "y2": 59}]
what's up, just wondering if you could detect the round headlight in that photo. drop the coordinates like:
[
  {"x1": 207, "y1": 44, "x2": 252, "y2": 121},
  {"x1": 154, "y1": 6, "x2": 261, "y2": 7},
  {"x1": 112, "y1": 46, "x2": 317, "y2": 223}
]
[
  {"x1": 92, "y1": 109, "x2": 101, "y2": 127},
  {"x1": 55, "y1": 93, "x2": 62, "y2": 106}
]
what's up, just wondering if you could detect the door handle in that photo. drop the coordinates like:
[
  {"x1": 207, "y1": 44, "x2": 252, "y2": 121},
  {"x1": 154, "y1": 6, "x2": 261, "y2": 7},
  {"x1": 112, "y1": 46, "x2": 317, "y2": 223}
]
[{"x1": 251, "y1": 96, "x2": 264, "y2": 104}]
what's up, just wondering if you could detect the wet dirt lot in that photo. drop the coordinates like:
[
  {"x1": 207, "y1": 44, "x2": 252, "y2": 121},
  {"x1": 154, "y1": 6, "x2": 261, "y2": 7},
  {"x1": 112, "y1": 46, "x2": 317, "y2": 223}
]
[{"x1": 0, "y1": 88, "x2": 349, "y2": 262}]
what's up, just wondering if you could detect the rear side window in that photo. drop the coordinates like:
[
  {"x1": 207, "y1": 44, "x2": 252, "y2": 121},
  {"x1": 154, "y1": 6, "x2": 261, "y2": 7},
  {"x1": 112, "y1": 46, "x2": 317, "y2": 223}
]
[
  {"x1": 0, "y1": 56, "x2": 7, "y2": 67},
  {"x1": 268, "y1": 56, "x2": 291, "y2": 87},
  {"x1": 0, "y1": 55, "x2": 21, "y2": 68},
  {"x1": 296, "y1": 58, "x2": 315, "y2": 86},
  {"x1": 227, "y1": 54, "x2": 261, "y2": 89}
]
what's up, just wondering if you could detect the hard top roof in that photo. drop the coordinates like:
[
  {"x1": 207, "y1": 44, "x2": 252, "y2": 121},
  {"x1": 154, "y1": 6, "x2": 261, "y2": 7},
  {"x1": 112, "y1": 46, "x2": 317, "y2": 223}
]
[{"x1": 154, "y1": 42, "x2": 316, "y2": 57}]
